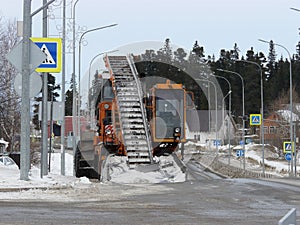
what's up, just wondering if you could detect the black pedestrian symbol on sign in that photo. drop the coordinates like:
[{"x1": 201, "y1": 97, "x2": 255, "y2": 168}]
[{"x1": 41, "y1": 44, "x2": 55, "y2": 65}]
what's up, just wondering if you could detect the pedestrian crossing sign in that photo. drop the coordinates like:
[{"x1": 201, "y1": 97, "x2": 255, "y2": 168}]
[
  {"x1": 283, "y1": 141, "x2": 294, "y2": 153},
  {"x1": 30, "y1": 37, "x2": 62, "y2": 73},
  {"x1": 250, "y1": 114, "x2": 261, "y2": 126}
]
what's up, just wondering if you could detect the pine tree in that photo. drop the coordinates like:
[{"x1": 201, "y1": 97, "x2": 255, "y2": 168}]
[
  {"x1": 267, "y1": 40, "x2": 276, "y2": 67},
  {"x1": 266, "y1": 40, "x2": 276, "y2": 80},
  {"x1": 230, "y1": 43, "x2": 240, "y2": 60},
  {"x1": 296, "y1": 41, "x2": 300, "y2": 61},
  {"x1": 173, "y1": 48, "x2": 187, "y2": 63},
  {"x1": 65, "y1": 89, "x2": 73, "y2": 116},
  {"x1": 192, "y1": 40, "x2": 205, "y2": 58},
  {"x1": 65, "y1": 77, "x2": 77, "y2": 116},
  {"x1": 157, "y1": 38, "x2": 173, "y2": 63}
]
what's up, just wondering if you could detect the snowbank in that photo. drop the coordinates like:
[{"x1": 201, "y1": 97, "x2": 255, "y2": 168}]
[
  {"x1": 0, "y1": 151, "x2": 186, "y2": 190},
  {"x1": 105, "y1": 155, "x2": 186, "y2": 184},
  {"x1": 0, "y1": 152, "x2": 89, "y2": 190}
]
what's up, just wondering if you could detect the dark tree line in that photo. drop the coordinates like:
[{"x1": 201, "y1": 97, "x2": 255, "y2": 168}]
[
  {"x1": 132, "y1": 38, "x2": 300, "y2": 127},
  {"x1": 212, "y1": 42, "x2": 300, "y2": 119}
]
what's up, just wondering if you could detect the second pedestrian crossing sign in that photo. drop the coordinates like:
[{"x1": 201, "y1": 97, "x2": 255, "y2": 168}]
[
  {"x1": 30, "y1": 37, "x2": 62, "y2": 73},
  {"x1": 283, "y1": 141, "x2": 294, "y2": 153},
  {"x1": 250, "y1": 114, "x2": 261, "y2": 126}
]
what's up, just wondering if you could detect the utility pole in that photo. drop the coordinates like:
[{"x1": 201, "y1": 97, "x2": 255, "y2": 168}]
[
  {"x1": 20, "y1": 0, "x2": 31, "y2": 180},
  {"x1": 17, "y1": 0, "x2": 56, "y2": 180}
]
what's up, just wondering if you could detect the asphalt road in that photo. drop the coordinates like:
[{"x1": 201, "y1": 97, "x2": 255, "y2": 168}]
[
  {"x1": 186, "y1": 159, "x2": 224, "y2": 180},
  {"x1": 0, "y1": 177, "x2": 299, "y2": 225}
]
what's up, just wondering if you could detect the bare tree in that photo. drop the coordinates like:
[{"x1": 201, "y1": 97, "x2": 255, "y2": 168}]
[
  {"x1": 0, "y1": 16, "x2": 21, "y2": 151},
  {"x1": 269, "y1": 86, "x2": 299, "y2": 112}
]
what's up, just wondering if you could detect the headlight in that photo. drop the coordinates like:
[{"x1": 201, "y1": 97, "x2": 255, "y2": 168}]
[{"x1": 174, "y1": 127, "x2": 181, "y2": 133}]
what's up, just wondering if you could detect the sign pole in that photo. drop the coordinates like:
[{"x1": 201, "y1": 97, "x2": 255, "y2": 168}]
[
  {"x1": 61, "y1": 0, "x2": 66, "y2": 176},
  {"x1": 41, "y1": 0, "x2": 49, "y2": 177}
]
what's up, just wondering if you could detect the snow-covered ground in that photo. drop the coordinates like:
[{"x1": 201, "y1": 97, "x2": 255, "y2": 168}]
[
  {"x1": 189, "y1": 141, "x2": 300, "y2": 176},
  {"x1": 0, "y1": 152, "x2": 91, "y2": 190},
  {"x1": 0, "y1": 150, "x2": 186, "y2": 191},
  {"x1": 232, "y1": 143, "x2": 299, "y2": 175},
  {"x1": 0, "y1": 142, "x2": 298, "y2": 193}
]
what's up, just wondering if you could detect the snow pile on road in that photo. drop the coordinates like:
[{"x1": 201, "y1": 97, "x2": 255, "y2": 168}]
[{"x1": 104, "y1": 155, "x2": 186, "y2": 184}]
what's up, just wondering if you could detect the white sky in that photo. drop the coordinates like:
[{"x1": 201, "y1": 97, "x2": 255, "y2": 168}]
[{"x1": 1, "y1": 0, "x2": 300, "y2": 87}]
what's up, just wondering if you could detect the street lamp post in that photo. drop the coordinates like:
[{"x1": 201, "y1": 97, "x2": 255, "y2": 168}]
[
  {"x1": 222, "y1": 90, "x2": 232, "y2": 162},
  {"x1": 77, "y1": 24, "x2": 117, "y2": 139},
  {"x1": 258, "y1": 39, "x2": 295, "y2": 176},
  {"x1": 211, "y1": 74, "x2": 232, "y2": 164},
  {"x1": 211, "y1": 74, "x2": 232, "y2": 117},
  {"x1": 290, "y1": 7, "x2": 300, "y2": 12},
  {"x1": 88, "y1": 50, "x2": 118, "y2": 94},
  {"x1": 72, "y1": 0, "x2": 80, "y2": 176},
  {"x1": 195, "y1": 78, "x2": 219, "y2": 154},
  {"x1": 217, "y1": 69, "x2": 245, "y2": 167},
  {"x1": 236, "y1": 60, "x2": 265, "y2": 176}
]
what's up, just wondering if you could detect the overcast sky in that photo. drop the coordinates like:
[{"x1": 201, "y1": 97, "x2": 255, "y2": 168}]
[{"x1": 1, "y1": 0, "x2": 300, "y2": 86}]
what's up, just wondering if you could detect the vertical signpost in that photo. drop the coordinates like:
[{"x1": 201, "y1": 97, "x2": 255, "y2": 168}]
[
  {"x1": 6, "y1": 1, "x2": 47, "y2": 180},
  {"x1": 41, "y1": 0, "x2": 48, "y2": 177},
  {"x1": 5, "y1": 0, "x2": 59, "y2": 181},
  {"x1": 250, "y1": 114, "x2": 263, "y2": 175},
  {"x1": 31, "y1": 37, "x2": 62, "y2": 175},
  {"x1": 283, "y1": 141, "x2": 294, "y2": 174}
]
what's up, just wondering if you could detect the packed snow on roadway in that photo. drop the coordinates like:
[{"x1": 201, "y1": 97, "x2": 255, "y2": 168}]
[{"x1": 101, "y1": 154, "x2": 186, "y2": 183}]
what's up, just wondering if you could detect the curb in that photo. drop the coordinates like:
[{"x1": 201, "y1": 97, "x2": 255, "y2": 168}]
[
  {"x1": 260, "y1": 177, "x2": 300, "y2": 188},
  {"x1": 0, "y1": 185, "x2": 72, "y2": 192}
]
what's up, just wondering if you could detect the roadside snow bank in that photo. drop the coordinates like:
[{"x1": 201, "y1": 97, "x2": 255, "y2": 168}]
[{"x1": 0, "y1": 153, "x2": 87, "y2": 190}]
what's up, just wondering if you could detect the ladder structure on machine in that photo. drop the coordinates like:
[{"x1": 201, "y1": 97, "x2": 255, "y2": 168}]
[{"x1": 105, "y1": 55, "x2": 153, "y2": 167}]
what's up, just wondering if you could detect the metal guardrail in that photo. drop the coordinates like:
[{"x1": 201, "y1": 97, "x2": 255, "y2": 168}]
[{"x1": 278, "y1": 208, "x2": 296, "y2": 225}]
